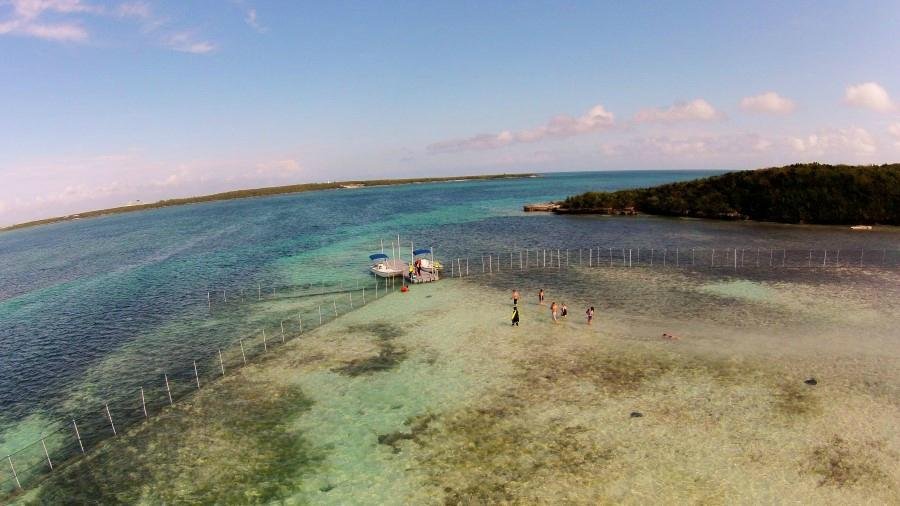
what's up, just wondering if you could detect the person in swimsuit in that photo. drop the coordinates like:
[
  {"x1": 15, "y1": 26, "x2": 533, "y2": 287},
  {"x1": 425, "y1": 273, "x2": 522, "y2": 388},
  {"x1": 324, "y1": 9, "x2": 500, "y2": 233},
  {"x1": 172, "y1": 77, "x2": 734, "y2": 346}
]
[
  {"x1": 538, "y1": 288, "x2": 545, "y2": 305},
  {"x1": 560, "y1": 303, "x2": 568, "y2": 318},
  {"x1": 511, "y1": 305, "x2": 520, "y2": 326},
  {"x1": 586, "y1": 306, "x2": 594, "y2": 325},
  {"x1": 512, "y1": 289, "x2": 520, "y2": 305},
  {"x1": 550, "y1": 302, "x2": 559, "y2": 323}
]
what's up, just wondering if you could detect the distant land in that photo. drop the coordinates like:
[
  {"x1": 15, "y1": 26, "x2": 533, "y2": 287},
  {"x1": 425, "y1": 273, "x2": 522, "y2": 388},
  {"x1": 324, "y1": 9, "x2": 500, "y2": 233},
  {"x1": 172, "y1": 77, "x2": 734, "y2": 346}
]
[
  {"x1": 557, "y1": 163, "x2": 900, "y2": 225},
  {"x1": 1, "y1": 174, "x2": 535, "y2": 233}
]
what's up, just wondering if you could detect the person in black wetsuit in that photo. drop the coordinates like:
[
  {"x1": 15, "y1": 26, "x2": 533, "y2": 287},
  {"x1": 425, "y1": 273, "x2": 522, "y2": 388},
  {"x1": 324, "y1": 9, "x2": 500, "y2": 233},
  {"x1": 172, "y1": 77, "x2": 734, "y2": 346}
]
[{"x1": 511, "y1": 305, "x2": 520, "y2": 326}]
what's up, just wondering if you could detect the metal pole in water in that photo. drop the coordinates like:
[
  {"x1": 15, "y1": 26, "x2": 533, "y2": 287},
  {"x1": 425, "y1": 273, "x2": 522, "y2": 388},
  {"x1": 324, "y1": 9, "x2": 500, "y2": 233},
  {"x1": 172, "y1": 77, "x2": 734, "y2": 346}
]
[
  {"x1": 733, "y1": 249, "x2": 737, "y2": 269},
  {"x1": 676, "y1": 248, "x2": 679, "y2": 267},
  {"x1": 219, "y1": 349, "x2": 225, "y2": 375},
  {"x1": 319, "y1": 305, "x2": 323, "y2": 325},
  {"x1": 8, "y1": 455, "x2": 21, "y2": 489},
  {"x1": 836, "y1": 249, "x2": 840, "y2": 266},
  {"x1": 860, "y1": 249, "x2": 864, "y2": 267},
  {"x1": 362, "y1": 288, "x2": 366, "y2": 304},
  {"x1": 782, "y1": 249, "x2": 786, "y2": 267},
  {"x1": 164, "y1": 373, "x2": 173, "y2": 405},
  {"x1": 299, "y1": 317, "x2": 303, "y2": 333},
  {"x1": 482, "y1": 255, "x2": 485, "y2": 273},
  {"x1": 207, "y1": 291, "x2": 211, "y2": 310},
  {"x1": 663, "y1": 249, "x2": 667, "y2": 267},
  {"x1": 650, "y1": 248, "x2": 654, "y2": 266},
  {"x1": 41, "y1": 437, "x2": 52, "y2": 470},
  {"x1": 194, "y1": 361, "x2": 201, "y2": 388},
  {"x1": 72, "y1": 419, "x2": 85, "y2": 453},
  {"x1": 263, "y1": 329, "x2": 268, "y2": 352},
  {"x1": 466, "y1": 257, "x2": 470, "y2": 276},
  {"x1": 140, "y1": 386, "x2": 148, "y2": 417},
  {"x1": 629, "y1": 249, "x2": 632, "y2": 267},
  {"x1": 588, "y1": 248, "x2": 592, "y2": 267},
  {"x1": 375, "y1": 281, "x2": 379, "y2": 298},
  {"x1": 349, "y1": 291, "x2": 353, "y2": 309},
  {"x1": 105, "y1": 404, "x2": 117, "y2": 435},
  {"x1": 769, "y1": 249, "x2": 773, "y2": 267},
  {"x1": 691, "y1": 248, "x2": 695, "y2": 266},
  {"x1": 223, "y1": 289, "x2": 226, "y2": 302},
  {"x1": 710, "y1": 248, "x2": 714, "y2": 267},
  {"x1": 281, "y1": 321, "x2": 286, "y2": 342},
  {"x1": 557, "y1": 249, "x2": 561, "y2": 269},
  {"x1": 258, "y1": 283, "x2": 261, "y2": 300},
  {"x1": 566, "y1": 249, "x2": 569, "y2": 268},
  {"x1": 823, "y1": 250, "x2": 827, "y2": 267},
  {"x1": 333, "y1": 299, "x2": 338, "y2": 316},
  {"x1": 808, "y1": 250, "x2": 812, "y2": 268},
  {"x1": 520, "y1": 251, "x2": 523, "y2": 270},
  {"x1": 489, "y1": 255, "x2": 493, "y2": 274},
  {"x1": 756, "y1": 248, "x2": 760, "y2": 267}
]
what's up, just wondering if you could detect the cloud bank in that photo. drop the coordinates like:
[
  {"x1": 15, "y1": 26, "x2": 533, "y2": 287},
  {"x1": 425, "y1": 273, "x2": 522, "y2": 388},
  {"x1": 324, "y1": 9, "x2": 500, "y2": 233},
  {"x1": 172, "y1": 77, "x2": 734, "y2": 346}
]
[
  {"x1": 428, "y1": 104, "x2": 615, "y2": 153},
  {"x1": 845, "y1": 82, "x2": 895, "y2": 112},
  {"x1": 633, "y1": 99, "x2": 721, "y2": 123}
]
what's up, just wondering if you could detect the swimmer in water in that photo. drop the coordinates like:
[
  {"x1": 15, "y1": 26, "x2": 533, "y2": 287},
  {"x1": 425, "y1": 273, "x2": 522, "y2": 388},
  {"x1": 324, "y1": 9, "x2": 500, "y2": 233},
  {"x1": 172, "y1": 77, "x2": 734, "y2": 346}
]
[
  {"x1": 550, "y1": 302, "x2": 559, "y2": 323},
  {"x1": 512, "y1": 289, "x2": 519, "y2": 306},
  {"x1": 538, "y1": 288, "x2": 545, "y2": 305},
  {"x1": 586, "y1": 306, "x2": 594, "y2": 325},
  {"x1": 511, "y1": 305, "x2": 520, "y2": 326},
  {"x1": 560, "y1": 303, "x2": 568, "y2": 318}
]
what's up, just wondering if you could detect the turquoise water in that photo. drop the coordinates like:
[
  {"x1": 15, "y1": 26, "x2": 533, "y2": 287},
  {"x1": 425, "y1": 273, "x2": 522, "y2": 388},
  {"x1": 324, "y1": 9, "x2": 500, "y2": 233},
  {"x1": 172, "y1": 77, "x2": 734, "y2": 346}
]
[{"x1": 1, "y1": 169, "x2": 898, "y2": 461}]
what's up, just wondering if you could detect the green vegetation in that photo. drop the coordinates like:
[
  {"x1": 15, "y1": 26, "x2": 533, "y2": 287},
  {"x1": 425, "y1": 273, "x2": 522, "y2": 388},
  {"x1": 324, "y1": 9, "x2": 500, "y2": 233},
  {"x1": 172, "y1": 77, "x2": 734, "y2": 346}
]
[
  {"x1": 2, "y1": 173, "x2": 534, "y2": 232},
  {"x1": 559, "y1": 163, "x2": 900, "y2": 224}
]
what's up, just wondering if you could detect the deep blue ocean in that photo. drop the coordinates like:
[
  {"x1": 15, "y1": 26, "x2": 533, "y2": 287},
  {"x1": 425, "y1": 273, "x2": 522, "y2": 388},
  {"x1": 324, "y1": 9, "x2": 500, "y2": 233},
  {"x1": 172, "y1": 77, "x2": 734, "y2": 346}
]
[{"x1": 1, "y1": 170, "x2": 898, "y2": 457}]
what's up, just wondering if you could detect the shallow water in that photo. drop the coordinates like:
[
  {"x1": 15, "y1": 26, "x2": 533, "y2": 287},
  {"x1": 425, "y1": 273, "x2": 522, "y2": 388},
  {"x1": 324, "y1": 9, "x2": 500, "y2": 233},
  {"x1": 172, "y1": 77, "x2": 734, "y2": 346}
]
[{"x1": 2, "y1": 171, "x2": 900, "y2": 502}]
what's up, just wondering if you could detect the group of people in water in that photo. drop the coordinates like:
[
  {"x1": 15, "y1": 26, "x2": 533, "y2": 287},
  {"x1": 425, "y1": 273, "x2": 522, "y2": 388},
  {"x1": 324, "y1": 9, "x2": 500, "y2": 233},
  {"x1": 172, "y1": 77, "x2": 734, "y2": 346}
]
[{"x1": 510, "y1": 288, "x2": 595, "y2": 327}]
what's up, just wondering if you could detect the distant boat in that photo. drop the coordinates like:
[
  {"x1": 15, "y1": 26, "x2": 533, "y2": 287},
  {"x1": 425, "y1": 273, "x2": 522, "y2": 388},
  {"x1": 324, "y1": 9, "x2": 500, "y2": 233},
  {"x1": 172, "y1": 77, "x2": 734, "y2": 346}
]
[
  {"x1": 369, "y1": 253, "x2": 405, "y2": 277},
  {"x1": 850, "y1": 225, "x2": 873, "y2": 230}
]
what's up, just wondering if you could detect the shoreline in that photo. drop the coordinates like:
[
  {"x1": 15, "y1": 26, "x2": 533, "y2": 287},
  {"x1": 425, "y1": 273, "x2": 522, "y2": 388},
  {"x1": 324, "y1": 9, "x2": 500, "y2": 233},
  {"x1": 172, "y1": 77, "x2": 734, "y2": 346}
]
[{"x1": 1, "y1": 173, "x2": 537, "y2": 234}]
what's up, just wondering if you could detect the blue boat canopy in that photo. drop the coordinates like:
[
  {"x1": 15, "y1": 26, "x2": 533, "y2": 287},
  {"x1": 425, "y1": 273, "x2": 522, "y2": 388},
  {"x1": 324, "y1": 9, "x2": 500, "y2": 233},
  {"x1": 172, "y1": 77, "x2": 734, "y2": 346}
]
[
  {"x1": 413, "y1": 248, "x2": 432, "y2": 256},
  {"x1": 369, "y1": 253, "x2": 389, "y2": 261}
]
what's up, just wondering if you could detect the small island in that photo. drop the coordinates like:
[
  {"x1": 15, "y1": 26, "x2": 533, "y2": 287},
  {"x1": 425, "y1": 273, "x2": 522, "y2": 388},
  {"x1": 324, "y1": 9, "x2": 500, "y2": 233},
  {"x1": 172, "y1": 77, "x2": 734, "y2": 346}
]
[{"x1": 556, "y1": 163, "x2": 900, "y2": 225}]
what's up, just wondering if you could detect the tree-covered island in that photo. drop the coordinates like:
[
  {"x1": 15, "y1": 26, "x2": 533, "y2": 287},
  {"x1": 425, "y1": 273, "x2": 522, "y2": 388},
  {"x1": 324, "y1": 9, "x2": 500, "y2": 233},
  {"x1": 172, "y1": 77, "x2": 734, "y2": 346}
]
[{"x1": 557, "y1": 163, "x2": 900, "y2": 225}]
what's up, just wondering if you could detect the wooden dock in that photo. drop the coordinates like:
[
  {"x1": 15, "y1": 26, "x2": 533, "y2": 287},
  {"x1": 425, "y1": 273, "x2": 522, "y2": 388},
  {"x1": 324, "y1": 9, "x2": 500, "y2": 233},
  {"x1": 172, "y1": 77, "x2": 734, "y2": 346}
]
[{"x1": 404, "y1": 269, "x2": 440, "y2": 284}]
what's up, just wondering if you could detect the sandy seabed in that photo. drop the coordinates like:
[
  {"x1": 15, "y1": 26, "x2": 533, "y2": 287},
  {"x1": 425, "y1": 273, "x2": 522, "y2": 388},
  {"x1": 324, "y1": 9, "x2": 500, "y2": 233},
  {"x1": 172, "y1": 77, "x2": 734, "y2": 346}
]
[{"x1": 14, "y1": 267, "x2": 900, "y2": 505}]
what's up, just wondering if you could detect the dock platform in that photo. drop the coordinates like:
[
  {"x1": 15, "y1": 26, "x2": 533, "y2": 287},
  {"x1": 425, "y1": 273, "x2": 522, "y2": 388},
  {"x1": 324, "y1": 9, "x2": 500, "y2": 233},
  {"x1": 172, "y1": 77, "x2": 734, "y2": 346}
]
[{"x1": 404, "y1": 270, "x2": 440, "y2": 284}]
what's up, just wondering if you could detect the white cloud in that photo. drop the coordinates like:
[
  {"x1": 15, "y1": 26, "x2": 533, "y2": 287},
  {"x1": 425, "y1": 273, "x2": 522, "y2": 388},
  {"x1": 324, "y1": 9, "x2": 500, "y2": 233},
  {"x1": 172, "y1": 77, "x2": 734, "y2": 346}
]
[
  {"x1": 164, "y1": 32, "x2": 216, "y2": 54},
  {"x1": 740, "y1": 92, "x2": 796, "y2": 115},
  {"x1": 845, "y1": 82, "x2": 895, "y2": 113},
  {"x1": 789, "y1": 127, "x2": 877, "y2": 155},
  {"x1": 888, "y1": 123, "x2": 900, "y2": 147},
  {"x1": 244, "y1": 8, "x2": 265, "y2": 32},
  {"x1": 428, "y1": 104, "x2": 615, "y2": 153},
  {"x1": 115, "y1": 1, "x2": 150, "y2": 19},
  {"x1": 603, "y1": 133, "x2": 773, "y2": 160},
  {"x1": 633, "y1": 99, "x2": 721, "y2": 123},
  {"x1": 0, "y1": 0, "x2": 95, "y2": 41}
]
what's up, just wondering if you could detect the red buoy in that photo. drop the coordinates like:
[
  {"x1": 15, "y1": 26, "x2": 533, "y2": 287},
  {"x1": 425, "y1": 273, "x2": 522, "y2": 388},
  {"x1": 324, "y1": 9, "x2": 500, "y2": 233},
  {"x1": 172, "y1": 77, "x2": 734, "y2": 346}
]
[{"x1": 401, "y1": 285, "x2": 409, "y2": 292}]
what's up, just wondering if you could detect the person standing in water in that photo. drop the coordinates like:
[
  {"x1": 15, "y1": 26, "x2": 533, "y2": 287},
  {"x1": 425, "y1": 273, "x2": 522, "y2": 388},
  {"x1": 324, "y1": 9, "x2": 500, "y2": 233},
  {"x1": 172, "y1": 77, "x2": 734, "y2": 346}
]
[
  {"x1": 586, "y1": 306, "x2": 594, "y2": 325},
  {"x1": 550, "y1": 302, "x2": 559, "y2": 323},
  {"x1": 512, "y1": 289, "x2": 520, "y2": 305},
  {"x1": 511, "y1": 305, "x2": 520, "y2": 326},
  {"x1": 538, "y1": 288, "x2": 545, "y2": 305},
  {"x1": 560, "y1": 303, "x2": 568, "y2": 319}
]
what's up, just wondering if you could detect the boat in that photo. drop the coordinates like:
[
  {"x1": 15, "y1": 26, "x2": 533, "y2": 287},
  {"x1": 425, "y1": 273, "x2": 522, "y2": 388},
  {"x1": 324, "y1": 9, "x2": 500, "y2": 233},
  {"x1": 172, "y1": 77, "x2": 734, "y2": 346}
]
[
  {"x1": 369, "y1": 253, "x2": 405, "y2": 278},
  {"x1": 850, "y1": 225, "x2": 873, "y2": 230},
  {"x1": 413, "y1": 248, "x2": 442, "y2": 272}
]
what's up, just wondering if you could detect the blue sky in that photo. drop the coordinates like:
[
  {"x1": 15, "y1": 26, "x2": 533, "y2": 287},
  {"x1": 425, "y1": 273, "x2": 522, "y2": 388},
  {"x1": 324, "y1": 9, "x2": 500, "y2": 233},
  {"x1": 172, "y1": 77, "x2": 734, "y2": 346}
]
[{"x1": 2, "y1": 0, "x2": 900, "y2": 224}]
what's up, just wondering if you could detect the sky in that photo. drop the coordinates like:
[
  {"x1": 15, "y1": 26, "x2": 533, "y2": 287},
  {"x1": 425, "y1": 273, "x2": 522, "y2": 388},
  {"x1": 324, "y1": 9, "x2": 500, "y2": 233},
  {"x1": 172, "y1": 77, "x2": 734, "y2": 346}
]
[{"x1": 1, "y1": 0, "x2": 900, "y2": 225}]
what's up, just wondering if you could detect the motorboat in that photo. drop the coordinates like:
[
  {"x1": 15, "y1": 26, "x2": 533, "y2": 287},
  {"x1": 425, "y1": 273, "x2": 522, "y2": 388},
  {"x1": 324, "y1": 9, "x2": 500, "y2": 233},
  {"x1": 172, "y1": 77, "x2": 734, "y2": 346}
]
[
  {"x1": 412, "y1": 248, "x2": 442, "y2": 272},
  {"x1": 369, "y1": 253, "x2": 405, "y2": 278}
]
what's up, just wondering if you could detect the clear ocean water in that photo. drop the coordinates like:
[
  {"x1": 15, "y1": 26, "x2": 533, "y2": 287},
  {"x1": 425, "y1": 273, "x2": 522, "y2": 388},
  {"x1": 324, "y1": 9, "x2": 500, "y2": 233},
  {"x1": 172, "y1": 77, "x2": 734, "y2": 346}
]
[{"x1": 1, "y1": 169, "x2": 898, "y2": 462}]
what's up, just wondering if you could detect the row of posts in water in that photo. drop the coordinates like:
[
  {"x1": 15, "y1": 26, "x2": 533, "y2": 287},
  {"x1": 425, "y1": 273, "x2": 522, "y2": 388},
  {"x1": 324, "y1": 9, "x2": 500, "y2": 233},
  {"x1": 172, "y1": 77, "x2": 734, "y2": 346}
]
[
  {"x1": 442, "y1": 247, "x2": 895, "y2": 276},
  {"x1": 2, "y1": 278, "x2": 402, "y2": 495},
  {"x1": 205, "y1": 276, "x2": 403, "y2": 310}
]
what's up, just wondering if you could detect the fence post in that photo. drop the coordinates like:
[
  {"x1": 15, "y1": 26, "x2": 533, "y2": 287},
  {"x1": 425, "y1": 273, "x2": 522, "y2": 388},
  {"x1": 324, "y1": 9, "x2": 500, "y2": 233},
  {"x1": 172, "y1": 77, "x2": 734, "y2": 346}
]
[
  {"x1": 823, "y1": 250, "x2": 827, "y2": 267},
  {"x1": 333, "y1": 299, "x2": 338, "y2": 316},
  {"x1": 808, "y1": 250, "x2": 812, "y2": 268},
  {"x1": 734, "y1": 249, "x2": 737, "y2": 269},
  {"x1": 629, "y1": 249, "x2": 633, "y2": 267},
  {"x1": 164, "y1": 373, "x2": 173, "y2": 405},
  {"x1": 219, "y1": 349, "x2": 225, "y2": 375},
  {"x1": 451, "y1": 260, "x2": 454, "y2": 277},
  {"x1": 193, "y1": 361, "x2": 201, "y2": 389},
  {"x1": 223, "y1": 289, "x2": 227, "y2": 302},
  {"x1": 8, "y1": 455, "x2": 21, "y2": 489},
  {"x1": 362, "y1": 288, "x2": 366, "y2": 304},
  {"x1": 711, "y1": 248, "x2": 714, "y2": 267},
  {"x1": 281, "y1": 321, "x2": 286, "y2": 342},
  {"x1": 520, "y1": 251, "x2": 523, "y2": 270},
  {"x1": 860, "y1": 249, "x2": 864, "y2": 267},
  {"x1": 489, "y1": 255, "x2": 493, "y2": 274},
  {"x1": 105, "y1": 404, "x2": 117, "y2": 435},
  {"x1": 691, "y1": 248, "x2": 695, "y2": 266},
  {"x1": 588, "y1": 248, "x2": 592, "y2": 267},
  {"x1": 140, "y1": 387, "x2": 148, "y2": 418},
  {"x1": 676, "y1": 248, "x2": 679, "y2": 267},
  {"x1": 298, "y1": 316, "x2": 303, "y2": 334},
  {"x1": 836, "y1": 249, "x2": 841, "y2": 266},
  {"x1": 481, "y1": 255, "x2": 485, "y2": 273},
  {"x1": 263, "y1": 329, "x2": 268, "y2": 352},
  {"x1": 258, "y1": 283, "x2": 261, "y2": 300},
  {"x1": 769, "y1": 249, "x2": 773, "y2": 267},
  {"x1": 466, "y1": 257, "x2": 469, "y2": 276},
  {"x1": 72, "y1": 419, "x2": 85, "y2": 453},
  {"x1": 40, "y1": 437, "x2": 53, "y2": 470},
  {"x1": 663, "y1": 249, "x2": 667, "y2": 267},
  {"x1": 207, "y1": 291, "x2": 211, "y2": 310},
  {"x1": 239, "y1": 340, "x2": 247, "y2": 364},
  {"x1": 782, "y1": 249, "x2": 786, "y2": 267},
  {"x1": 319, "y1": 305, "x2": 323, "y2": 325},
  {"x1": 756, "y1": 248, "x2": 760, "y2": 267}
]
